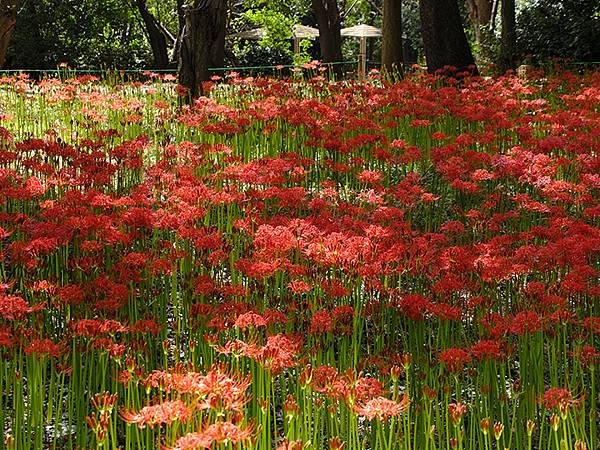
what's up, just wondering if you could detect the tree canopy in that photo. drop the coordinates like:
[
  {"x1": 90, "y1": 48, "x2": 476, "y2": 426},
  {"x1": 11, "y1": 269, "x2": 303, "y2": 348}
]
[{"x1": 1, "y1": 0, "x2": 598, "y2": 74}]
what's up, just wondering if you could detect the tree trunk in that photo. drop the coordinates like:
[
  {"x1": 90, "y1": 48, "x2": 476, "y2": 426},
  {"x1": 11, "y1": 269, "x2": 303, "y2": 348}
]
[
  {"x1": 419, "y1": 0, "x2": 478, "y2": 75},
  {"x1": 499, "y1": 0, "x2": 516, "y2": 72},
  {"x1": 381, "y1": 0, "x2": 403, "y2": 76},
  {"x1": 134, "y1": 0, "x2": 170, "y2": 69},
  {"x1": 312, "y1": 0, "x2": 343, "y2": 76},
  {"x1": 0, "y1": 1, "x2": 19, "y2": 68},
  {"x1": 465, "y1": 0, "x2": 493, "y2": 44},
  {"x1": 177, "y1": 0, "x2": 186, "y2": 32},
  {"x1": 172, "y1": 0, "x2": 187, "y2": 63},
  {"x1": 178, "y1": 0, "x2": 227, "y2": 98}
]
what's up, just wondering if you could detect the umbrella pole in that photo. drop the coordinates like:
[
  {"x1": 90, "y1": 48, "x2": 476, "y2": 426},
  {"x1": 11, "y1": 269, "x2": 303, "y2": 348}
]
[{"x1": 359, "y1": 36, "x2": 367, "y2": 80}]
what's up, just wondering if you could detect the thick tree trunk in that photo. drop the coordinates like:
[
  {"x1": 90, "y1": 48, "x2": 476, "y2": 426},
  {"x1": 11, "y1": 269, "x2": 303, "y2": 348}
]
[
  {"x1": 134, "y1": 0, "x2": 170, "y2": 69},
  {"x1": 178, "y1": 0, "x2": 227, "y2": 98},
  {"x1": 381, "y1": 0, "x2": 403, "y2": 76},
  {"x1": 499, "y1": 0, "x2": 516, "y2": 72},
  {"x1": 465, "y1": 0, "x2": 493, "y2": 43},
  {"x1": 312, "y1": 0, "x2": 343, "y2": 76},
  {"x1": 419, "y1": 0, "x2": 478, "y2": 75},
  {"x1": 0, "y1": 1, "x2": 19, "y2": 68}
]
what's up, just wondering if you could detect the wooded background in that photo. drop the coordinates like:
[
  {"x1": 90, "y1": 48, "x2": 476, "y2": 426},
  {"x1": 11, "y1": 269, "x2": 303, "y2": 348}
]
[{"x1": 0, "y1": 1, "x2": 598, "y2": 90}]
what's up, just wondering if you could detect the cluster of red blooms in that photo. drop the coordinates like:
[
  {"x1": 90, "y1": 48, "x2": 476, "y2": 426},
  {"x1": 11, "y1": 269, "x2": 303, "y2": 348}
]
[
  {"x1": 168, "y1": 421, "x2": 253, "y2": 449},
  {"x1": 0, "y1": 69, "x2": 597, "y2": 448}
]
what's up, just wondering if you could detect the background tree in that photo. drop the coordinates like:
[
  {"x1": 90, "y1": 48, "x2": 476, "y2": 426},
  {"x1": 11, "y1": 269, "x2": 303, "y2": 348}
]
[
  {"x1": 419, "y1": 0, "x2": 477, "y2": 74},
  {"x1": 6, "y1": 0, "x2": 151, "y2": 70},
  {"x1": 499, "y1": 0, "x2": 515, "y2": 71},
  {"x1": 465, "y1": 0, "x2": 493, "y2": 45},
  {"x1": 133, "y1": 0, "x2": 175, "y2": 69},
  {"x1": 178, "y1": 0, "x2": 228, "y2": 98},
  {"x1": 517, "y1": 0, "x2": 600, "y2": 64},
  {"x1": 0, "y1": 0, "x2": 19, "y2": 68},
  {"x1": 381, "y1": 0, "x2": 403, "y2": 76},
  {"x1": 312, "y1": 0, "x2": 343, "y2": 72}
]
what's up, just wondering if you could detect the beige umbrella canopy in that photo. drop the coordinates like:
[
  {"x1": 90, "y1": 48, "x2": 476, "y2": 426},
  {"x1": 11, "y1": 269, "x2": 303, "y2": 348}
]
[
  {"x1": 291, "y1": 25, "x2": 319, "y2": 53},
  {"x1": 228, "y1": 28, "x2": 266, "y2": 40},
  {"x1": 292, "y1": 25, "x2": 320, "y2": 39},
  {"x1": 340, "y1": 24, "x2": 382, "y2": 79},
  {"x1": 340, "y1": 24, "x2": 382, "y2": 38},
  {"x1": 228, "y1": 25, "x2": 319, "y2": 54}
]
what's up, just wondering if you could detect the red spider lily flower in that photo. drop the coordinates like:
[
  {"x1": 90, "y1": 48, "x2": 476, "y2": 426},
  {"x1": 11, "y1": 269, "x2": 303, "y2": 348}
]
[
  {"x1": 22, "y1": 176, "x2": 46, "y2": 198},
  {"x1": 470, "y1": 340, "x2": 504, "y2": 361},
  {"x1": 331, "y1": 305, "x2": 354, "y2": 335},
  {"x1": 215, "y1": 339, "x2": 250, "y2": 358},
  {"x1": 321, "y1": 279, "x2": 350, "y2": 298},
  {"x1": 428, "y1": 302, "x2": 462, "y2": 321},
  {"x1": 287, "y1": 280, "x2": 312, "y2": 294},
  {"x1": 541, "y1": 387, "x2": 573, "y2": 410},
  {"x1": 310, "y1": 365, "x2": 339, "y2": 394},
  {"x1": 277, "y1": 439, "x2": 304, "y2": 450},
  {"x1": 254, "y1": 224, "x2": 298, "y2": 257},
  {"x1": 70, "y1": 319, "x2": 127, "y2": 337},
  {"x1": 398, "y1": 294, "x2": 431, "y2": 321},
  {"x1": 220, "y1": 283, "x2": 248, "y2": 299},
  {"x1": 0, "y1": 327, "x2": 14, "y2": 348},
  {"x1": 560, "y1": 265, "x2": 597, "y2": 294},
  {"x1": 144, "y1": 365, "x2": 251, "y2": 412},
  {"x1": 480, "y1": 417, "x2": 491, "y2": 435},
  {"x1": 129, "y1": 319, "x2": 162, "y2": 336},
  {"x1": 582, "y1": 317, "x2": 600, "y2": 334},
  {"x1": 0, "y1": 295, "x2": 31, "y2": 320},
  {"x1": 234, "y1": 312, "x2": 267, "y2": 330},
  {"x1": 24, "y1": 338, "x2": 64, "y2": 358},
  {"x1": 189, "y1": 303, "x2": 214, "y2": 321},
  {"x1": 256, "y1": 334, "x2": 302, "y2": 374},
  {"x1": 509, "y1": 310, "x2": 542, "y2": 335},
  {"x1": 168, "y1": 421, "x2": 253, "y2": 449},
  {"x1": 263, "y1": 309, "x2": 287, "y2": 327},
  {"x1": 144, "y1": 370, "x2": 204, "y2": 395},
  {"x1": 353, "y1": 375, "x2": 385, "y2": 404},
  {"x1": 355, "y1": 393, "x2": 410, "y2": 421},
  {"x1": 196, "y1": 367, "x2": 252, "y2": 412},
  {"x1": 309, "y1": 310, "x2": 333, "y2": 333},
  {"x1": 573, "y1": 345, "x2": 599, "y2": 367},
  {"x1": 439, "y1": 348, "x2": 472, "y2": 373},
  {"x1": 329, "y1": 436, "x2": 345, "y2": 450},
  {"x1": 448, "y1": 402, "x2": 468, "y2": 425},
  {"x1": 120, "y1": 400, "x2": 191, "y2": 428},
  {"x1": 235, "y1": 258, "x2": 281, "y2": 279},
  {"x1": 357, "y1": 170, "x2": 383, "y2": 185},
  {"x1": 0, "y1": 294, "x2": 44, "y2": 320},
  {"x1": 91, "y1": 338, "x2": 126, "y2": 359}
]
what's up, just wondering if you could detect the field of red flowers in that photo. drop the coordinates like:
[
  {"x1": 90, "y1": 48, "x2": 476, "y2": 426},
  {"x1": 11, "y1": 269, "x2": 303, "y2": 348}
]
[{"x1": 0, "y1": 69, "x2": 598, "y2": 449}]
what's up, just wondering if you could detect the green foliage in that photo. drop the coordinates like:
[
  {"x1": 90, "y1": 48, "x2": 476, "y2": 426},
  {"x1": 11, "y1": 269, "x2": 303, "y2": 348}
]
[
  {"x1": 242, "y1": 0, "x2": 310, "y2": 22},
  {"x1": 229, "y1": 0, "x2": 313, "y2": 68},
  {"x1": 6, "y1": 0, "x2": 152, "y2": 70},
  {"x1": 244, "y1": 8, "x2": 294, "y2": 51},
  {"x1": 292, "y1": 39, "x2": 313, "y2": 65},
  {"x1": 517, "y1": 0, "x2": 600, "y2": 63}
]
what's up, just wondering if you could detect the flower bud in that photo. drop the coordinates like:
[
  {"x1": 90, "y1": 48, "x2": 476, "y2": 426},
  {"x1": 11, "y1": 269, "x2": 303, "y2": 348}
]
[
  {"x1": 493, "y1": 422, "x2": 504, "y2": 441},
  {"x1": 480, "y1": 417, "x2": 491, "y2": 435},
  {"x1": 526, "y1": 419, "x2": 536, "y2": 436}
]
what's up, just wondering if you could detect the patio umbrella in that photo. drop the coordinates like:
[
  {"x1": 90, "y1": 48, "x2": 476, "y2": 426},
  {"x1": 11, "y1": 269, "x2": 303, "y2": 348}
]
[
  {"x1": 228, "y1": 25, "x2": 319, "y2": 55},
  {"x1": 340, "y1": 24, "x2": 382, "y2": 78}
]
